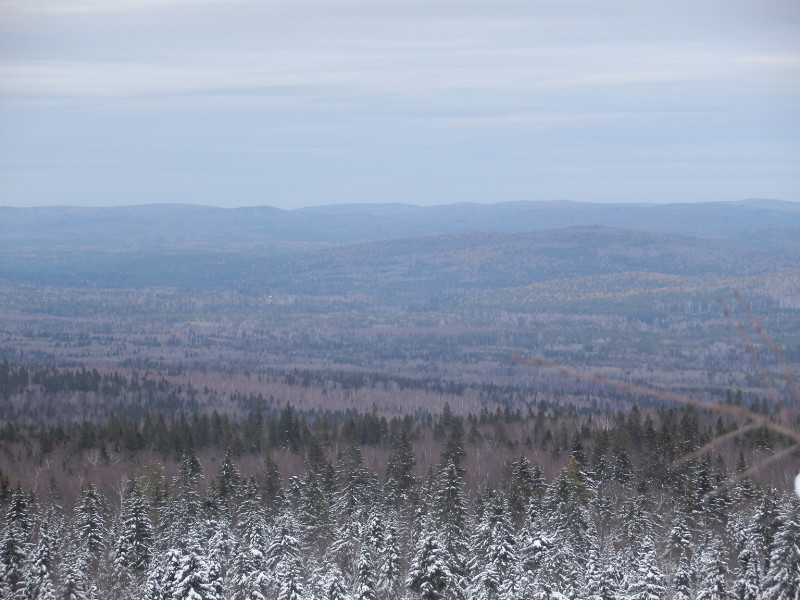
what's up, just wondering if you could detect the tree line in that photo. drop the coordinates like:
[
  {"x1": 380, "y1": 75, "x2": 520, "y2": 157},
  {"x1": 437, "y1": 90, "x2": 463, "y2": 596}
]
[{"x1": 1, "y1": 430, "x2": 798, "y2": 600}]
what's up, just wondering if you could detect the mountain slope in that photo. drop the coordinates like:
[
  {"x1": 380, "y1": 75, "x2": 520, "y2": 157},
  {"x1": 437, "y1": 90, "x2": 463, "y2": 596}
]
[{"x1": 2, "y1": 199, "x2": 800, "y2": 253}]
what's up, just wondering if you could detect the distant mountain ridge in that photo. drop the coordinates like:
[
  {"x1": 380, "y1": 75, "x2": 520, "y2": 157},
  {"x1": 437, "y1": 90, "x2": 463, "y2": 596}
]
[
  {"x1": 2, "y1": 199, "x2": 799, "y2": 292},
  {"x1": 2, "y1": 199, "x2": 799, "y2": 253}
]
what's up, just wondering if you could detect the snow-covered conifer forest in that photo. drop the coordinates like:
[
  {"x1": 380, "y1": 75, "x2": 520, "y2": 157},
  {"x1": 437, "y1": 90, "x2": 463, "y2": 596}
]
[{"x1": 1, "y1": 401, "x2": 799, "y2": 600}]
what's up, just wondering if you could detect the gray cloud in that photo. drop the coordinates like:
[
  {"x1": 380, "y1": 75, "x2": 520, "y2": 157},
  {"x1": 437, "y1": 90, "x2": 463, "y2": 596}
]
[{"x1": 1, "y1": 0, "x2": 798, "y2": 207}]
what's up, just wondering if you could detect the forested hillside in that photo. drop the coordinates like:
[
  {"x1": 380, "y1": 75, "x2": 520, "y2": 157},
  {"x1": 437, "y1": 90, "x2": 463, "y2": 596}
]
[
  {"x1": 0, "y1": 354, "x2": 799, "y2": 599},
  {"x1": 1, "y1": 201, "x2": 799, "y2": 598},
  {"x1": 0, "y1": 396, "x2": 798, "y2": 600}
]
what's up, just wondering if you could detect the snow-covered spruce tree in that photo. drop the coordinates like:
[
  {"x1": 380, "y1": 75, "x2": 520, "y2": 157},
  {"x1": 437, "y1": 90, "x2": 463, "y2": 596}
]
[
  {"x1": 144, "y1": 547, "x2": 180, "y2": 600},
  {"x1": 503, "y1": 457, "x2": 544, "y2": 528},
  {"x1": 611, "y1": 445, "x2": 634, "y2": 486},
  {"x1": 58, "y1": 482, "x2": 108, "y2": 599},
  {"x1": 172, "y1": 543, "x2": 224, "y2": 600},
  {"x1": 74, "y1": 483, "x2": 107, "y2": 564},
  {"x1": 275, "y1": 557, "x2": 304, "y2": 600},
  {"x1": 59, "y1": 563, "x2": 87, "y2": 600},
  {"x1": 210, "y1": 449, "x2": 242, "y2": 522},
  {"x1": 24, "y1": 520, "x2": 57, "y2": 600},
  {"x1": 624, "y1": 534, "x2": 666, "y2": 600},
  {"x1": 731, "y1": 538, "x2": 763, "y2": 600},
  {"x1": 681, "y1": 456, "x2": 729, "y2": 526},
  {"x1": 753, "y1": 487, "x2": 781, "y2": 574},
  {"x1": 728, "y1": 510, "x2": 763, "y2": 600},
  {"x1": 115, "y1": 477, "x2": 153, "y2": 574},
  {"x1": 407, "y1": 522, "x2": 455, "y2": 600},
  {"x1": 334, "y1": 443, "x2": 377, "y2": 524},
  {"x1": 62, "y1": 516, "x2": 104, "y2": 599},
  {"x1": 203, "y1": 515, "x2": 232, "y2": 594},
  {"x1": 312, "y1": 562, "x2": 352, "y2": 600},
  {"x1": 354, "y1": 543, "x2": 378, "y2": 600},
  {"x1": 467, "y1": 491, "x2": 517, "y2": 600},
  {"x1": 762, "y1": 498, "x2": 800, "y2": 600},
  {"x1": 583, "y1": 547, "x2": 622, "y2": 600},
  {"x1": 516, "y1": 487, "x2": 551, "y2": 587},
  {"x1": 227, "y1": 537, "x2": 267, "y2": 600},
  {"x1": 537, "y1": 457, "x2": 597, "y2": 595},
  {"x1": 666, "y1": 507, "x2": 695, "y2": 600},
  {"x1": 731, "y1": 451, "x2": 758, "y2": 502},
  {"x1": 363, "y1": 509, "x2": 385, "y2": 557},
  {"x1": 0, "y1": 485, "x2": 33, "y2": 599},
  {"x1": 668, "y1": 510, "x2": 693, "y2": 558},
  {"x1": 385, "y1": 427, "x2": 416, "y2": 510},
  {"x1": 296, "y1": 469, "x2": 333, "y2": 556},
  {"x1": 168, "y1": 453, "x2": 204, "y2": 546},
  {"x1": 328, "y1": 516, "x2": 362, "y2": 584},
  {"x1": 327, "y1": 445, "x2": 379, "y2": 580},
  {"x1": 378, "y1": 511, "x2": 403, "y2": 597},
  {"x1": 146, "y1": 518, "x2": 224, "y2": 600},
  {"x1": 671, "y1": 551, "x2": 694, "y2": 600},
  {"x1": 431, "y1": 459, "x2": 469, "y2": 595},
  {"x1": 412, "y1": 467, "x2": 437, "y2": 540},
  {"x1": 228, "y1": 485, "x2": 271, "y2": 600},
  {"x1": 694, "y1": 536, "x2": 728, "y2": 600},
  {"x1": 623, "y1": 484, "x2": 657, "y2": 550},
  {"x1": 359, "y1": 506, "x2": 396, "y2": 598},
  {"x1": 256, "y1": 455, "x2": 285, "y2": 518},
  {"x1": 266, "y1": 511, "x2": 304, "y2": 599},
  {"x1": 305, "y1": 437, "x2": 336, "y2": 496}
]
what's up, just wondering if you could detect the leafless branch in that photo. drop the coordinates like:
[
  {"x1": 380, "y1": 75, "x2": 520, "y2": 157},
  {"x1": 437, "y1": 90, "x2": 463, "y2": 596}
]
[
  {"x1": 513, "y1": 293, "x2": 800, "y2": 499},
  {"x1": 704, "y1": 444, "x2": 799, "y2": 500},
  {"x1": 734, "y1": 290, "x2": 800, "y2": 414},
  {"x1": 670, "y1": 421, "x2": 762, "y2": 470},
  {"x1": 511, "y1": 354, "x2": 800, "y2": 446}
]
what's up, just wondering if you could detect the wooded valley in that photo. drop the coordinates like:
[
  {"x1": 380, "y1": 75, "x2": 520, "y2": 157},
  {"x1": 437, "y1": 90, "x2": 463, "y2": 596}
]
[{"x1": 1, "y1": 201, "x2": 799, "y2": 599}]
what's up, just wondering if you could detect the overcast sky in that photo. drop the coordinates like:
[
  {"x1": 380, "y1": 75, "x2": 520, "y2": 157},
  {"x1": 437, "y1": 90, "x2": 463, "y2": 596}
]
[{"x1": 1, "y1": 0, "x2": 798, "y2": 208}]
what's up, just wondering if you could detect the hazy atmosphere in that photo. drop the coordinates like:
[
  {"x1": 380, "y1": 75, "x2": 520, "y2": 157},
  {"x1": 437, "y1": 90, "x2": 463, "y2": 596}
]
[
  {"x1": 3, "y1": 4, "x2": 800, "y2": 600},
  {"x1": 2, "y1": 0, "x2": 799, "y2": 208}
]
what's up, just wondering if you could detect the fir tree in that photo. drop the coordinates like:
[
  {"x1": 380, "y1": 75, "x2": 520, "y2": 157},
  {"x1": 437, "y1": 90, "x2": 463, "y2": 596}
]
[
  {"x1": 669, "y1": 511, "x2": 692, "y2": 556},
  {"x1": 625, "y1": 534, "x2": 666, "y2": 600},
  {"x1": 538, "y1": 457, "x2": 597, "y2": 594},
  {"x1": 354, "y1": 544, "x2": 378, "y2": 600},
  {"x1": 276, "y1": 558, "x2": 304, "y2": 600},
  {"x1": 211, "y1": 449, "x2": 242, "y2": 520},
  {"x1": 695, "y1": 537, "x2": 728, "y2": 600},
  {"x1": 24, "y1": 521, "x2": 57, "y2": 600},
  {"x1": 754, "y1": 488, "x2": 781, "y2": 574},
  {"x1": 385, "y1": 427, "x2": 416, "y2": 508},
  {"x1": 432, "y1": 460, "x2": 469, "y2": 593},
  {"x1": 75, "y1": 483, "x2": 107, "y2": 559},
  {"x1": 762, "y1": 499, "x2": 800, "y2": 600},
  {"x1": 583, "y1": 548, "x2": 620, "y2": 600},
  {"x1": 145, "y1": 547, "x2": 180, "y2": 600},
  {"x1": 115, "y1": 478, "x2": 153, "y2": 573},
  {"x1": 379, "y1": 513, "x2": 402, "y2": 597},
  {"x1": 334, "y1": 444, "x2": 376, "y2": 523},
  {"x1": 503, "y1": 457, "x2": 541, "y2": 527},
  {"x1": 266, "y1": 511, "x2": 304, "y2": 597},
  {"x1": 468, "y1": 492, "x2": 517, "y2": 600},
  {"x1": 0, "y1": 486, "x2": 32, "y2": 599},
  {"x1": 731, "y1": 538, "x2": 762, "y2": 600},
  {"x1": 407, "y1": 527, "x2": 455, "y2": 600},
  {"x1": 297, "y1": 469, "x2": 332, "y2": 554},
  {"x1": 671, "y1": 551, "x2": 694, "y2": 600},
  {"x1": 172, "y1": 545, "x2": 223, "y2": 600},
  {"x1": 315, "y1": 563, "x2": 352, "y2": 600}
]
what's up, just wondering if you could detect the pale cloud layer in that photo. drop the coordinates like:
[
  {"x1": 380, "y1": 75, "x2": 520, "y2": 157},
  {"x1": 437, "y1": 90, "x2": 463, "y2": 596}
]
[{"x1": 1, "y1": 0, "x2": 798, "y2": 207}]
